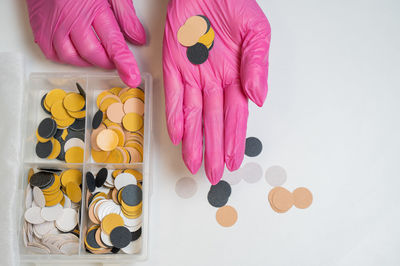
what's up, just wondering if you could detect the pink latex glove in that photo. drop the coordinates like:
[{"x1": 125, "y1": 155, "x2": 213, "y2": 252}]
[
  {"x1": 26, "y1": 0, "x2": 146, "y2": 88},
  {"x1": 163, "y1": 0, "x2": 271, "y2": 184}
]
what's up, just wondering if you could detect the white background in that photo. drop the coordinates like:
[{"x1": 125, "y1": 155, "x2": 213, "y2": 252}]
[{"x1": 1, "y1": 0, "x2": 400, "y2": 265}]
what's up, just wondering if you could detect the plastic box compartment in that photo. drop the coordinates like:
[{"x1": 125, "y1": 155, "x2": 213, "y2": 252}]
[{"x1": 17, "y1": 72, "x2": 152, "y2": 263}]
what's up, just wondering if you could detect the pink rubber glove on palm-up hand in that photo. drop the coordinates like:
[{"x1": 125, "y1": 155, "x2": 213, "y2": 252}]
[
  {"x1": 26, "y1": 0, "x2": 146, "y2": 87},
  {"x1": 163, "y1": 0, "x2": 271, "y2": 184}
]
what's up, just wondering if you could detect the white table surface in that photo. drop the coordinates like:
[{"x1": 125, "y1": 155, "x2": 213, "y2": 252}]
[{"x1": 1, "y1": 0, "x2": 400, "y2": 265}]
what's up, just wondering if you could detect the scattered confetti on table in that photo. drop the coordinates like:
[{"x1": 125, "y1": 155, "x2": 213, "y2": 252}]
[
  {"x1": 268, "y1": 186, "x2": 313, "y2": 213},
  {"x1": 245, "y1": 136, "x2": 263, "y2": 157},
  {"x1": 224, "y1": 162, "x2": 263, "y2": 185},
  {"x1": 176, "y1": 135, "x2": 314, "y2": 226},
  {"x1": 265, "y1": 165, "x2": 287, "y2": 187}
]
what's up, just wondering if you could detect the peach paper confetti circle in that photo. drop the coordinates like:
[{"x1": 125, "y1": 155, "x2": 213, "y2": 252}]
[
  {"x1": 216, "y1": 205, "x2": 238, "y2": 227},
  {"x1": 293, "y1": 187, "x2": 313, "y2": 209},
  {"x1": 268, "y1": 187, "x2": 294, "y2": 213},
  {"x1": 106, "y1": 102, "x2": 125, "y2": 124}
]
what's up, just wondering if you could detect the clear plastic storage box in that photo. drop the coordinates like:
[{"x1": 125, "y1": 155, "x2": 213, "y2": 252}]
[{"x1": 17, "y1": 72, "x2": 153, "y2": 263}]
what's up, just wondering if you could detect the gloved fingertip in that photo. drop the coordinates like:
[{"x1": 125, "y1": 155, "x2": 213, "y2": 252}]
[
  {"x1": 125, "y1": 26, "x2": 146, "y2": 46},
  {"x1": 167, "y1": 123, "x2": 183, "y2": 145},
  {"x1": 248, "y1": 93, "x2": 265, "y2": 107},
  {"x1": 170, "y1": 135, "x2": 181, "y2": 145},
  {"x1": 208, "y1": 176, "x2": 222, "y2": 186},
  {"x1": 243, "y1": 83, "x2": 267, "y2": 107},
  {"x1": 206, "y1": 166, "x2": 224, "y2": 186},
  {"x1": 119, "y1": 71, "x2": 141, "y2": 88},
  {"x1": 225, "y1": 155, "x2": 243, "y2": 172},
  {"x1": 242, "y1": 63, "x2": 268, "y2": 107},
  {"x1": 184, "y1": 157, "x2": 202, "y2": 175}
]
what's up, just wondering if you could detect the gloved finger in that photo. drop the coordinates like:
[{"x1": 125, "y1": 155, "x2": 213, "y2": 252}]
[
  {"x1": 224, "y1": 81, "x2": 249, "y2": 171},
  {"x1": 108, "y1": 0, "x2": 146, "y2": 45},
  {"x1": 70, "y1": 25, "x2": 115, "y2": 69},
  {"x1": 240, "y1": 13, "x2": 271, "y2": 107},
  {"x1": 53, "y1": 34, "x2": 91, "y2": 67},
  {"x1": 182, "y1": 85, "x2": 203, "y2": 174},
  {"x1": 203, "y1": 84, "x2": 224, "y2": 185},
  {"x1": 92, "y1": 8, "x2": 141, "y2": 88},
  {"x1": 163, "y1": 25, "x2": 184, "y2": 145}
]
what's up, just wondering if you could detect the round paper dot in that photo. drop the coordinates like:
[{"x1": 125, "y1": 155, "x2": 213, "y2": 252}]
[
  {"x1": 268, "y1": 187, "x2": 293, "y2": 213},
  {"x1": 92, "y1": 110, "x2": 103, "y2": 130},
  {"x1": 40, "y1": 204, "x2": 63, "y2": 222},
  {"x1": 207, "y1": 181, "x2": 231, "y2": 208},
  {"x1": 64, "y1": 137, "x2": 84, "y2": 152},
  {"x1": 107, "y1": 102, "x2": 125, "y2": 124},
  {"x1": 36, "y1": 141, "x2": 53, "y2": 159},
  {"x1": 41, "y1": 93, "x2": 51, "y2": 115},
  {"x1": 114, "y1": 173, "x2": 137, "y2": 190},
  {"x1": 187, "y1": 43, "x2": 209, "y2": 65},
  {"x1": 273, "y1": 188, "x2": 293, "y2": 211},
  {"x1": 61, "y1": 169, "x2": 82, "y2": 187},
  {"x1": 177, "y1": 16, "x2": 208, "y2": 47},
  {"x1": 175, "y1": 177, "x2": 197, "y2": 199},
  {"x1": 95, "y1": 168, "x2": 108, "y2": 187},
  {"x1": 110, "y1": 226, "x2": 132, "y2": 248},
  {"x1": 222, "y1": 171, "x2": 242, "y2": 186},
  {"x1": 96, "y1": 129, "x2": 119, "y2": 151},
  {"x1": 121, "y1": 184, "x2": 142, "y2": 206},
  {"x1": 293, "y1": 187, "x2": 313, "y2": 209},
  {"x1": 241, "y1": 162, "x2": 263, "y2": 184},
  {"x1": 65, "y1": 182, "x2": 82, "y2": 203},
  {"x1": 86, "y1": 172, "x2": 96, "y2": 192},
  {"x1": 38, "y1": 118, "x2": 57, "y2": 139},
  {"x1": 65, "y1": 146, "x2": 84, "y2": 163},
  {"x1": 245, "y1": 137, "x2": 263, "y2": 157},
  {"x1": 131, "y1": 227, "x2": 142, "y2": 242},
  {"x1": 55, "y1": 208, "x2": 78, "y2": 232},
  {"x1": 69, "y1": 118, "x2": 85, "y2": 132},
  {"x1": 30, "y1": 172, "x2": 54, "y2": 188},
  {"x1": 102, "y1": 213, "x2": 124, "y2": 235},
  {"x1": 216, "y1": 205, "x2": 238, "y2": 227},
  {"x1": 63, "y1": 93, "x2": 85, "y2": 112},
  {"x1": 32, "y1": 186, "x2": 45, "y2": 208},
  {"x1": 25, "y1": 206, "x2": 45, "y2": 224},
  {"x1": 265, "y1": 165, "x2": 287, "y2": 187},
  {"x1": 51, "y1": 100, "x2": 71, "y2": 120},
  {"x1": 122, "y1": 113, "x2": 143, "y2": 132},
  {"x1": 123, "y1": 98, "x2": 144, "y2": 116}
]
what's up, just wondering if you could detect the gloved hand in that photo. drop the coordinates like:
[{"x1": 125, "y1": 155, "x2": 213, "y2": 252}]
[
  {"x1": 26, "y1": 0, "x2": 146, "y2": 88},
  {"x1": 163, "y1": 0, "x2": 271, "y2": 184}
]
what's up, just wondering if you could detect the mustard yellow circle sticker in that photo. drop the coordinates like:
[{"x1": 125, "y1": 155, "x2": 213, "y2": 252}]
[
  {"x1": 47, "y1": 138, "x2": 61, "y2": 159},
  {"x1": 65, "y1": 146, "x2": 84, "y2": 163},
  {"x1": 51, "y1": 100, "x2": 71, "y2": 120},
  {"x1": 91, "y1": 149, "x2": 110, "y2": 163},
  {"x1": 122, "y1": 113, "x2": 143, "y2": 132},
  {"x1": 65, "y1": 182, "x2": 82, "y2": 203},
  {"x1": 101, "y1": 213, "x2": 124, "y2": 235},
  {"x1": 61, "y1": 169, "x2": 82, "y2": 187},
  {"x1": 63, "y1": 92, "x2": 85, "y2": 112},
  {"x1": 45, "y1": 89, "x2": 67, "y2": 108}
]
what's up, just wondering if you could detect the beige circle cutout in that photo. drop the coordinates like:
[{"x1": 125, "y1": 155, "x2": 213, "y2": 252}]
[{"x1": 216, "y1": 205, "x2": 238, "y2": 227}]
